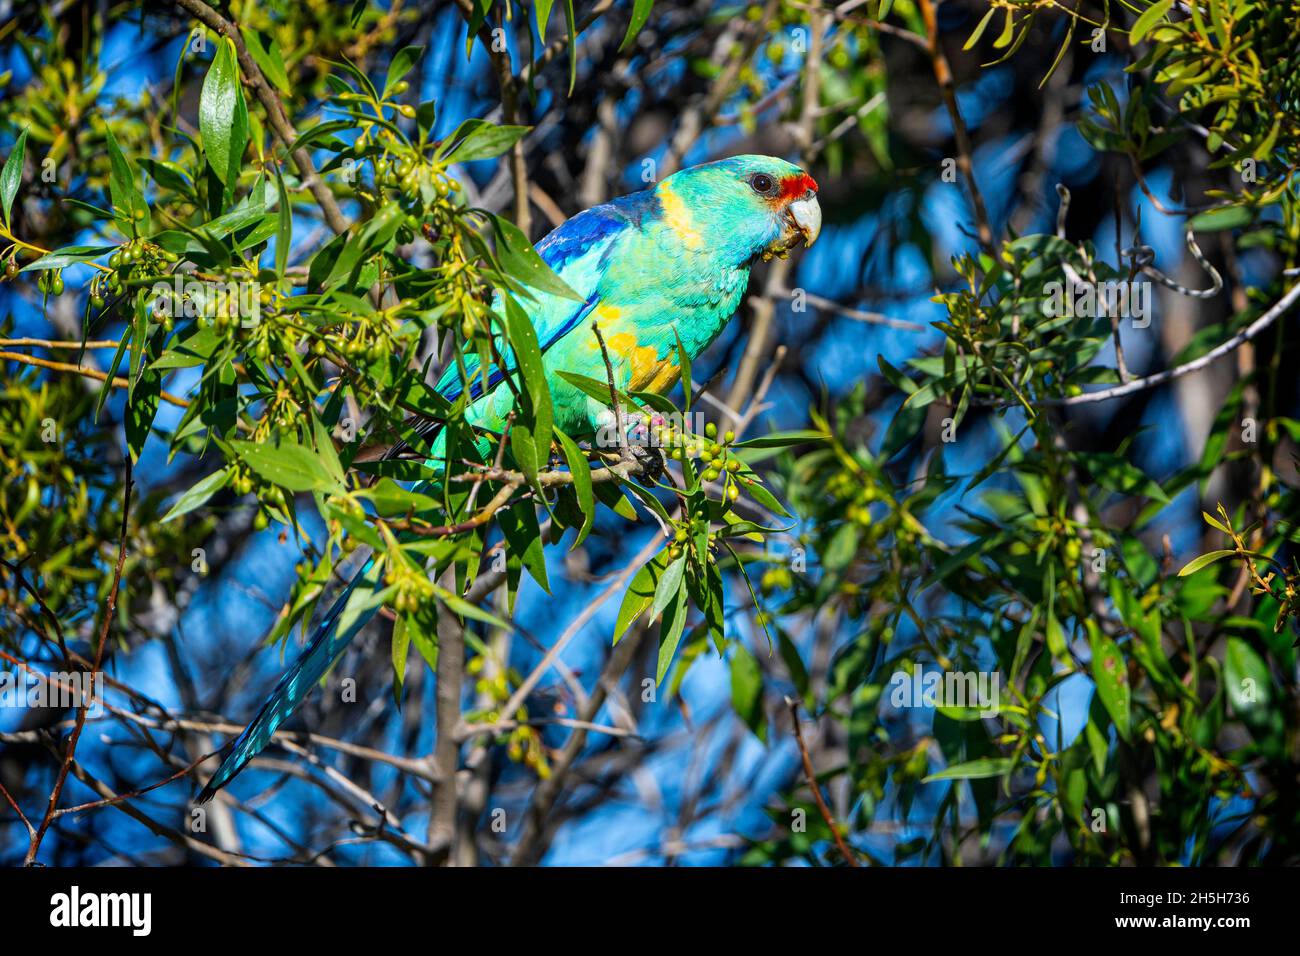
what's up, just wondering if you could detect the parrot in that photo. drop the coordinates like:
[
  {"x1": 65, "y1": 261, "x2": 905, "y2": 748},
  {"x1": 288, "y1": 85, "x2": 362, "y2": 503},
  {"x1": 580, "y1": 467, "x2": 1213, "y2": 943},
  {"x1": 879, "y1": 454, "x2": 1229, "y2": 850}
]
[{"x1": 196, "y1": 154, "x2": 821, "y2": 802}]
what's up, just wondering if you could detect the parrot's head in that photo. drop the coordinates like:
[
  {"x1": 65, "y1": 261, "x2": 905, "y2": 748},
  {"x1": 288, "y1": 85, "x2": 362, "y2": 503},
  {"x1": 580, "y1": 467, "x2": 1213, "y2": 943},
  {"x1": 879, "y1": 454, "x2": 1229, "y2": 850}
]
[{"x1": 655, "y1": 154, "x2": 821, "y2": 265}]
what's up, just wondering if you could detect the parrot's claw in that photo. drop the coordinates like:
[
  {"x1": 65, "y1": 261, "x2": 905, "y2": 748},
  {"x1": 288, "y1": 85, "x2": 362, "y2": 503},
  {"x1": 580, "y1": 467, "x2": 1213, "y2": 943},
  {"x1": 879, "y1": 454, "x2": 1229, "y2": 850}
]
[{"x1": 631, "y1": 443, "x2": 667, "y2": 483}]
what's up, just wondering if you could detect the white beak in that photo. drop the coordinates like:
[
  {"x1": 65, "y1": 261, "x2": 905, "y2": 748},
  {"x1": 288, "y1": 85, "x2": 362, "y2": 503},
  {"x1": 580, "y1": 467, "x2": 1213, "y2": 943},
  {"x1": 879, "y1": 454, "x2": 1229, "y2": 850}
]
[{"x1": 788, "y1": 196, "x2": 822, "y2": 247}]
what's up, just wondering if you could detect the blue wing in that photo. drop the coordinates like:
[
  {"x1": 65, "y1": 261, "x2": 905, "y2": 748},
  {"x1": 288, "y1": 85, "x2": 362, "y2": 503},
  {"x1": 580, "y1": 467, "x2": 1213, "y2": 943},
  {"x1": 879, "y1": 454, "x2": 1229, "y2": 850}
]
[{"x1": 433, "y1": 191, "x2": 657, "y2": 404}]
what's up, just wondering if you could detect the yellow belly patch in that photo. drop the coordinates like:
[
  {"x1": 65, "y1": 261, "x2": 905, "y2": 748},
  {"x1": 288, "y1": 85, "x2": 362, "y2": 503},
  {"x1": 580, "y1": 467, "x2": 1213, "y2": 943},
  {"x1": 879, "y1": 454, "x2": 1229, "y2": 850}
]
[
  {"x1": 643, "y1": 361, "x2": 682, "y2": 394},
  {"x1": 596, "y1": 329, "x2": 680, "y2": 393}
]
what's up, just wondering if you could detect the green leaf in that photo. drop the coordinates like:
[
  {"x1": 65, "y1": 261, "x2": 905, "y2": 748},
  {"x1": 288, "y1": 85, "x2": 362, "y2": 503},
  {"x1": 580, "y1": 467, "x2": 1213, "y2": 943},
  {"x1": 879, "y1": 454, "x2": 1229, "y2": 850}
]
[
  {"x1": 614, "y1": 555, "x2": 664, "y2": 643},
  {"x1": 1, "y1": 128, "x2": 28, "y2": 229},
  {"x1": 655, "y1": 590, "x2": 690, "y2": 685},
  {"x1": 498, "y1": 498, "x2": 550, "y2": 593},
  {"x1": 383, "y1": 45, "x2": 423, "y2": 98},
  {"x1": 534, "y1": 0, "x2": 556, "y2": 42},
  {"x1": 438, "y1": 119, "x2": 529, "y2": 164},
  {"x1": 730, "y1": 642, "x2": 766, "y2": 740},
  {"x1": 740, "y1": 474, "x2": 793, "y2": 519},
  {"x1": 881, "y1": 392, "x2": 930, "y2": 460},
  {"x1": 244, "y1": 30, "x2": 291, "y2": 95},
  {"x1": 963, "y1": 7, "x2": 997, "y2": 50},
  {"x1": 20, "y1": 245, "x2": 116, "y2": 271},
  {"x1": 1129, "y1": 0, "x2": 1174, "y2": 44},
  {"x1": 732, "y1": 429, "x2": 828, "y2": 449},
  {"x1": 993, "y1": 7, "x2": 1015, "y2": 48},
  {"x1": 139, "y1": 158, "x2": 194, "y2": 197},
  {"x1": 1224, "y1": 636, "x2": 1274, "y2": 728},
  {"x1": 200, "y1": 37, "x2": 250, "y2": 192},
  {"x1": 555, "y1": 428, "x2": 594, "y2": 547},
  {"x1": 1202, "y1": 510, "x2": 1231, "y2": 534},
  {"x1": 391, "y1": 612, "x2": 411, "y2": 706},
  {"x1": 1177, "y1": 549, "x2": 1235, "y2": 577},
  {"x1": 403, "y1": 605, "x2": 440, "y2": 673},
  {"x1": 416, "y1": 99, "x2": 437, "y2": 137},
  {"x1": 1088, "y1": 622, "x2": 1131, "y2": 743},
  {"x1": 922, "y1": 757, "x2": 1013, "y2": 783},
  {"x1": 1188, "y1": 205, "x2": 1252, "y2": 232},
  {"x1": 504, "y1": 293, "x2": 555, "y2": 475},
  {"x1": 673, "y1": 326, "x2": 692, "y2": 412},
  {"x1": 777, "y1": 629, "x2": 809, "y2": 701},
  {"x1": 490, "y1": 213, "x2": 582, "y2": 300},
  {"x1": 359, "y1": 477, "x2": 439, "y2": 516},
  {"x1": 104, "y1": 127, "x2": 149, "y2": 234},
  {"x1": 562, "y1": 0, "x2": 578, "y2": 95},
  {"x1": 1076, "y1": 451, "x2": 1168, "y2": 502},
  {"x1": 321, "y1": 54, "x2": 377, "y2": 100},
  {"x1": 161, "y1": 467, "x2": 231, "y2": 523},
  {"x1": 556, "y1": 370, "x2": 631, "y2": 407},
  {"x1": 619, "y1": 0, "x2": 654, "y2": 52},
  {"x1": 274, "y1": 169, "x2": 292, "y2": 281},
  {"x1": 436, "y1": 585, "x2": 514, "y2": 632},
  {"x1": 230, "y1": 439, "x2": 341, "y2": 492},
  {"x1": 1045, "y1": 610, "x2": 1069, "y2": 659},
  {"x1": 823, "y1": 522, "x2": 859, "y2": 572},
  {"x1": 125, "y1": 369, "x2": 161, "y2": 462},
  {"x1": 649, "y1": 554, "x2": 687, "y2": 622}
]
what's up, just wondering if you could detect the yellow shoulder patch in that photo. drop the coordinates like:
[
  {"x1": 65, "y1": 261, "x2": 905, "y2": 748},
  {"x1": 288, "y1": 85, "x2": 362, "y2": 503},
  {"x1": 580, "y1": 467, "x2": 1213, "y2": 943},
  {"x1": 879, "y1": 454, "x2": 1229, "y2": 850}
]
[{"x1": 657, "y1": 182, "x2": 703, "y2": 250}]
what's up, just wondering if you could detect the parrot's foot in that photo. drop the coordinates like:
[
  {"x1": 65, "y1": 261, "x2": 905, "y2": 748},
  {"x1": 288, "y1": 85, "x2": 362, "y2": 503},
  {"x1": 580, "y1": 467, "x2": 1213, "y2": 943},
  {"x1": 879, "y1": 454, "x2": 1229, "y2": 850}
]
[{"x1": 631, "y1": 443, "x2": 667, "y2": 483}]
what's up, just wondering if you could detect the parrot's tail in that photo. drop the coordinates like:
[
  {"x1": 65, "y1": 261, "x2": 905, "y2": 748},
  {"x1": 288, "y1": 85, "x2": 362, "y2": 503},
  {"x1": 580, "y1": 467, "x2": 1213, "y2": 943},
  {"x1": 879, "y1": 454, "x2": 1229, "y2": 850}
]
[{"x1": 196, "y1": 557, "x2": 386, "y2": 803}]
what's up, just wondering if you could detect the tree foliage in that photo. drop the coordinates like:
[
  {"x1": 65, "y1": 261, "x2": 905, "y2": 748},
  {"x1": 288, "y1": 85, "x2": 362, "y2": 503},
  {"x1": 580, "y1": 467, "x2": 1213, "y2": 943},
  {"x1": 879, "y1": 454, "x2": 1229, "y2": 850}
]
[{"x1": 2, "y1": 0, "x2": 1299, "y2": 866}]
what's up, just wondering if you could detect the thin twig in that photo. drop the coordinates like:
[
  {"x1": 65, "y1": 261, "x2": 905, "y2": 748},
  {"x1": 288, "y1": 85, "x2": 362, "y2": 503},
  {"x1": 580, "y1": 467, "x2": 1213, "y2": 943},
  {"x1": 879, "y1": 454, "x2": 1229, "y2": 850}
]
[
  {"x1": 24, "y1": 456, "x2": 133, "y2": 865},
  {"x1": 591, "y1": 319, "x2": 630, "y2": 459},
  {"x1": 917, "y1": 0, "x2": 995, "y2": 252},
  {"x1": 491, "y1": 532, "x2": 661, "y2": 735},
  {"x1": 455, "y1": 0, "x2": 532, "y2": 235},
  {"x1": 0, "y1": 338, "x2": 121, "y2": 349},
  {"x1": 771, "y1": 287, "x2": 929, "y2": 332},
  {"x1": 1056, "y1": 280, "x2": 1300, "y2": 406},
  {"x1": 1, "y1": 350, "x2": 190, "y2": 407},
  {"x1": 726, "y1": 5, "x2": 825, "y2": 413},
  {"x1": 786, "y1": 696, "x2": 859, "y2": 866}
]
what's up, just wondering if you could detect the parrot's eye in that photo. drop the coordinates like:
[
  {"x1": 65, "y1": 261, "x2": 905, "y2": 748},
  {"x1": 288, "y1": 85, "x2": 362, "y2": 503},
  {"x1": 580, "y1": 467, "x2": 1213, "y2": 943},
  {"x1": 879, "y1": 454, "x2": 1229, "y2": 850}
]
[{"x1": 749, "y1": 173, "x2": 776, "y2": 194}]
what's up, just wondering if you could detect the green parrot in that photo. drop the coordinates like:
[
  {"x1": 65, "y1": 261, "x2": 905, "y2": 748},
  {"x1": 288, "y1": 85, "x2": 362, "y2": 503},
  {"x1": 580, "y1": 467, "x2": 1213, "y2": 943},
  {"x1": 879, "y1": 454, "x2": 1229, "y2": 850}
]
[{"x1": 197, "y1": 154, "x2": 821, "y2": 801}]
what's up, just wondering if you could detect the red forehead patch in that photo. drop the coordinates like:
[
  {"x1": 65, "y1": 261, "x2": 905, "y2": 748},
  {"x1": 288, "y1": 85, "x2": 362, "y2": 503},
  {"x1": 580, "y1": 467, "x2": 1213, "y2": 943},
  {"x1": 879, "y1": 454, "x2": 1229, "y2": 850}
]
[{"x1": 778, "y1": 172, "x2": 819, "y2": 202}]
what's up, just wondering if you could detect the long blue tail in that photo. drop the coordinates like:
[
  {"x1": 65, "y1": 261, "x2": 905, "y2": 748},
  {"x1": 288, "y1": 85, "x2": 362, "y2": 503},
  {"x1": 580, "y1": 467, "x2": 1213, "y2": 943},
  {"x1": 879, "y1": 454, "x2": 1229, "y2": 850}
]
[{"x1": 197, "y1": 557, "x2": 386, "y2": 803}]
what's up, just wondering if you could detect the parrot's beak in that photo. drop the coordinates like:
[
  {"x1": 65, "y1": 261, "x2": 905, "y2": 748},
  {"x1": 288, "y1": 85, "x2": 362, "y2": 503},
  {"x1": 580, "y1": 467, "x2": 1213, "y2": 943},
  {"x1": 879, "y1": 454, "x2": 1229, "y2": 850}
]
[{"x1": 786, "y1": 194, "x2": 822, "y2": 248}]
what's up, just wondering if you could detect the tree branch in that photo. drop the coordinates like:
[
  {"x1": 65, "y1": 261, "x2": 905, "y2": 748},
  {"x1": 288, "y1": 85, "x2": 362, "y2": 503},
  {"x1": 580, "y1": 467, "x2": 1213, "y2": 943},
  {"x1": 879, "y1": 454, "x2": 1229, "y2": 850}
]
[
  {"x1": 1056, "y1": 280, "x2": 1300, "y2": 406},
  {"x1": 917, "y1": 0, "x2": 994, "y2": 252},
  {"x1": 786, "y1": 697, "x2": 859, "y2": 867},
  {"x1": 171, "y1": 0, "x2": 349, "y2": 234}
]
